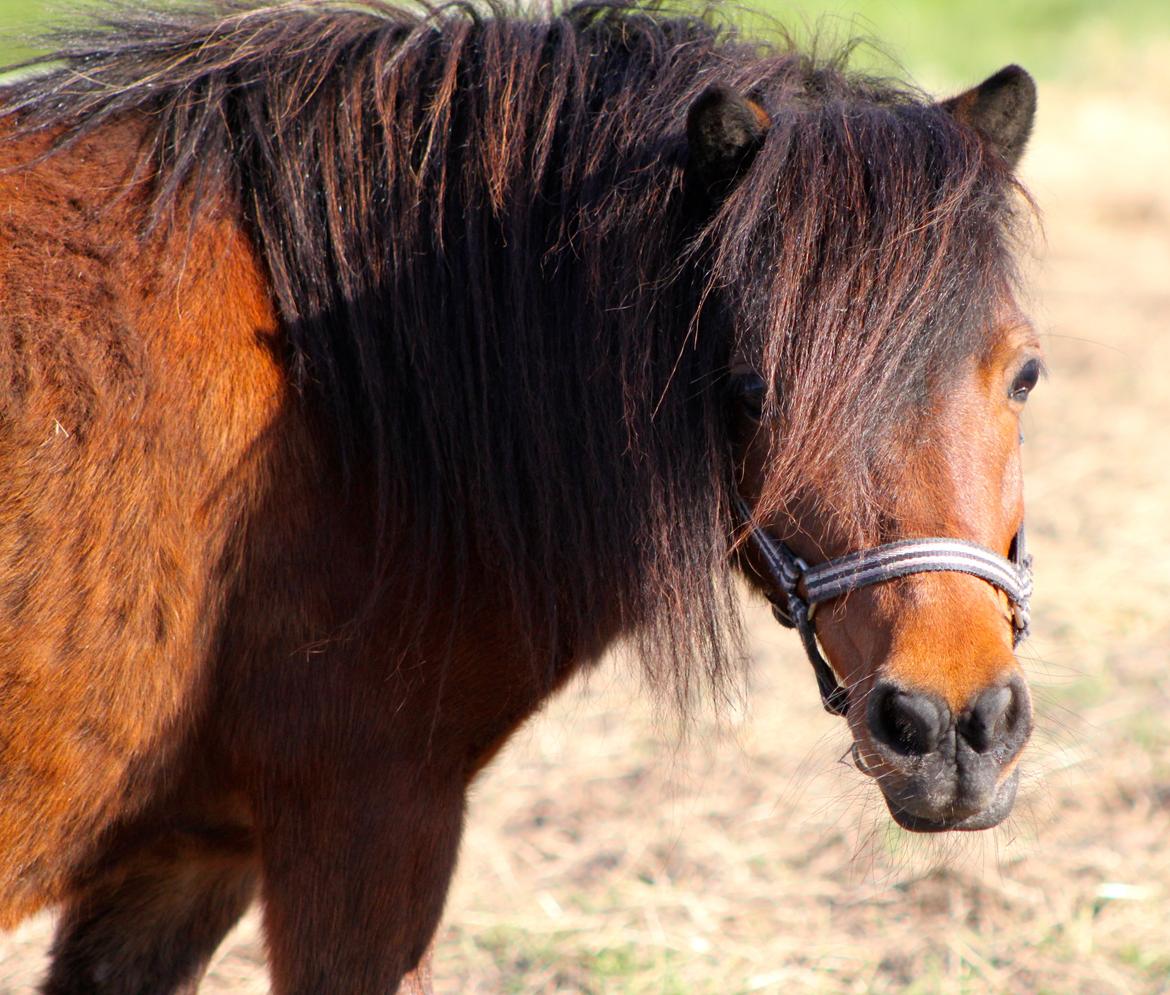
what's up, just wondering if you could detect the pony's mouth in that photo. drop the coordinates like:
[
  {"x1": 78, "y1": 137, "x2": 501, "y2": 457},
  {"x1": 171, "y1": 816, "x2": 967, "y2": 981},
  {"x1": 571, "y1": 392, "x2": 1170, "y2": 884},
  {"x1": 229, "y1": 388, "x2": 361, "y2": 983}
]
[{"x1": 882, "y1": 769, "x2": 1020, "y2": 833}]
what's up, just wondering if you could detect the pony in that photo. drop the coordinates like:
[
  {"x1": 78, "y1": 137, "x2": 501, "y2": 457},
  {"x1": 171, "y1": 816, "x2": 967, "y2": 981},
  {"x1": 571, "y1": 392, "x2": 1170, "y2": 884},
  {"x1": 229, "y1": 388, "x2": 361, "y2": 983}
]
[{"x1": 0, "y1": 1, "x2": 1041, "y2": 991}]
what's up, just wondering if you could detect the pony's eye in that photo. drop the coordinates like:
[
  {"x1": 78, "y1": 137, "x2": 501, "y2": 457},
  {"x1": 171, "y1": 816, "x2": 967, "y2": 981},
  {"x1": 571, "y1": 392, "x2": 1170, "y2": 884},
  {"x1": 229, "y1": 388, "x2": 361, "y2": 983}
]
[
  {"x1": 730, "y1": 370, "x2": 767, "y2": 422},
  {"x1": 1009, "y1": 359, "x2": 1041, "y2": 403}
]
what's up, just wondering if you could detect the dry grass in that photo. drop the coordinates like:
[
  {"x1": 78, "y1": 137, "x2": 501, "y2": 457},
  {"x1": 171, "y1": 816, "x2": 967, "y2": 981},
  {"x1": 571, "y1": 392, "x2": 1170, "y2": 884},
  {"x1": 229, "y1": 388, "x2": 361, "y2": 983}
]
[{"x1": 2, "y1": 74, "x2": 1169, "y2": 995}]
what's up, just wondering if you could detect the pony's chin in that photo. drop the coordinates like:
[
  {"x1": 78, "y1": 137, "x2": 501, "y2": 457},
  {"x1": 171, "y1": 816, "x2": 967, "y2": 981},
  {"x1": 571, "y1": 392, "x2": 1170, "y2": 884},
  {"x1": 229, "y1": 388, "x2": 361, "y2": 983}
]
[{"x1": 883, "y1": 770, "x2": 1020, "y2": 833}]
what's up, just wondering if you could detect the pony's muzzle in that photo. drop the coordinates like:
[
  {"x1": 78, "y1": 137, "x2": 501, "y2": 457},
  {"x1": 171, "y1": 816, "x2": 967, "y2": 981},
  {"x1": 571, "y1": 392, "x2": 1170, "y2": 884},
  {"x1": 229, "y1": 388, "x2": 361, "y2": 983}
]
[{"x1": 856, "y1": 674, "x2": 1033, "y2": 831}]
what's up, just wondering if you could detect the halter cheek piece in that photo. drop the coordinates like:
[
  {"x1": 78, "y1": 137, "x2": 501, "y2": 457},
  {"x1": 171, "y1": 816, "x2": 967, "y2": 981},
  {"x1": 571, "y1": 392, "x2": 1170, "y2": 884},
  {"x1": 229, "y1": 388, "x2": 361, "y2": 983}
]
[{"x1": 733, "y1": 495, "x2": 1034, "y2": 716}]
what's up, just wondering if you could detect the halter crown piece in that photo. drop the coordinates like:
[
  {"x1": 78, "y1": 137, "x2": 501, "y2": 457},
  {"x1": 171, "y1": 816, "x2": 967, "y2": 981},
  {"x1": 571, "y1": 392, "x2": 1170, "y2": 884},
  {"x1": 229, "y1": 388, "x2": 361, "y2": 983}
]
[{"x1": 733, "y1": 495, "x2": 1034, "y2": 716}]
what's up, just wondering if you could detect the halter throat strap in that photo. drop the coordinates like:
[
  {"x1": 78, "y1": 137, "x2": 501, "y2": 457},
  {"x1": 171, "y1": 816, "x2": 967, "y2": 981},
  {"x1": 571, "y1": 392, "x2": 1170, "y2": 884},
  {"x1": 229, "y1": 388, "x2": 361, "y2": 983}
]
[{"x1": 734, "y1": 496, "x2": 1033, "y2": 716}]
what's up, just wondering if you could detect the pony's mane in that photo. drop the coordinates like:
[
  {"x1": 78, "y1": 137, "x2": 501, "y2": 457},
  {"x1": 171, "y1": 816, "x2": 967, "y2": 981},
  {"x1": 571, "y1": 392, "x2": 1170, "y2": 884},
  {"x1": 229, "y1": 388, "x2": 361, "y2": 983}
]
[{"x1": 0, "y1": 1, "x2": 1023, "y2": 701}]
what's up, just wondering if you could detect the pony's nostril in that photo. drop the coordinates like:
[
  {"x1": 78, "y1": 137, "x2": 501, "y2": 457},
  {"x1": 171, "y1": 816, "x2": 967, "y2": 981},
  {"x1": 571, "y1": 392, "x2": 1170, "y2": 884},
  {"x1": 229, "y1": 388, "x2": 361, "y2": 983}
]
[
  {"x1": 958, "y1": 685, "x2": 1011, "y2": 753},
  {"x1": 868, "y1": 683, "x2": 945, "y2": 756},
  {"x1": 958, "y1": 677, "x2": 1030, "y2": 755}
]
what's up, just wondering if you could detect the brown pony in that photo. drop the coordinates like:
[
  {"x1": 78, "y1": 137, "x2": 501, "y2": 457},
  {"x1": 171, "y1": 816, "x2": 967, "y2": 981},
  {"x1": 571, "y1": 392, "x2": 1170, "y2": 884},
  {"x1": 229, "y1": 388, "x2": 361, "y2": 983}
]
[{"x1": 0, "y1": 1, "x2": 1041, "y2": 991}]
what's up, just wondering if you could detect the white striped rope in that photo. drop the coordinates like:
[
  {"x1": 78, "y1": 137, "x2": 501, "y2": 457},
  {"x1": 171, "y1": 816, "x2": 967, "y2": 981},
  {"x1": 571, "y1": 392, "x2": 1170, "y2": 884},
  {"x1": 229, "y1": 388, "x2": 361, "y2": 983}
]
[{"x1": 803, "y1": 538, "x2": 1032, "y2": 607}]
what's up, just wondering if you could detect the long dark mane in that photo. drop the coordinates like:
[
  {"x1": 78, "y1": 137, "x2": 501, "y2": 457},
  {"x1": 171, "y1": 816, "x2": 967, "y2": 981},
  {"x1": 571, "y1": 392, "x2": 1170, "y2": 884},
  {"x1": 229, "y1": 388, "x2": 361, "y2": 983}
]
[{"x1": 1, "y1": 0, "x2": 1023, "y2": 698}]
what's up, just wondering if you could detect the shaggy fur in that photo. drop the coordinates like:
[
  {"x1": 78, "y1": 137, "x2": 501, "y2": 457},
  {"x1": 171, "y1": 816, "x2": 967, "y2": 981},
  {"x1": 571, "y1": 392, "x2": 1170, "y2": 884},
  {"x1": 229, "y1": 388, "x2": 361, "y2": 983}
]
[
  {"x1": 0, "y1": 3, "x2": 1031, "y2": 991},
  {"x1": 2, "y1": 0, "x2": 1022, "y2": 697}
]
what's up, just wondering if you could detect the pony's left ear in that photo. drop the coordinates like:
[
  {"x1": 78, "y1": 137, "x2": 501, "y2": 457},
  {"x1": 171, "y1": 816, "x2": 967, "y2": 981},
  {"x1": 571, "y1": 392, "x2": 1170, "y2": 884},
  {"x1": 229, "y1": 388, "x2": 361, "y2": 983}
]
[
  {"x1": 941, "y1": 65, "x2": 1036, "y2": 169},
  {"x1": 687, "y1": 84, "x2": 771, "y2": 196}
]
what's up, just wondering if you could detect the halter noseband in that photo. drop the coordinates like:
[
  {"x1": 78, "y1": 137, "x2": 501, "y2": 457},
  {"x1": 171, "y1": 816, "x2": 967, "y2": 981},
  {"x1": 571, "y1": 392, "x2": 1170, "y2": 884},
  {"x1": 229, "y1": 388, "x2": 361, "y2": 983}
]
[{"x1": 734, "y1": 495, "x2": 1033, "y2": 716}]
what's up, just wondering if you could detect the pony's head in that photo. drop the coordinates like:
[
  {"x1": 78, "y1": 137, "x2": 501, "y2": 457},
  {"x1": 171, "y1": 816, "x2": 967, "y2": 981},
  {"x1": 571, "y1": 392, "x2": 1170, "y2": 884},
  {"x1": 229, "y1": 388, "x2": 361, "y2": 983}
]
[{"x1": 694, "y1": 66, "x2": 1040, "y2": 832}]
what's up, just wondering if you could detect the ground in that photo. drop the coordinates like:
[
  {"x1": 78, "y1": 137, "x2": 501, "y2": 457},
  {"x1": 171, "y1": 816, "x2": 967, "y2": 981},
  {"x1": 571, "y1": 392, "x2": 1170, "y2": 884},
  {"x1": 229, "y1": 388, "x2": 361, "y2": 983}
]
[{"x1": 1, "y1": 48, "x2": 1169, "y2": 995}]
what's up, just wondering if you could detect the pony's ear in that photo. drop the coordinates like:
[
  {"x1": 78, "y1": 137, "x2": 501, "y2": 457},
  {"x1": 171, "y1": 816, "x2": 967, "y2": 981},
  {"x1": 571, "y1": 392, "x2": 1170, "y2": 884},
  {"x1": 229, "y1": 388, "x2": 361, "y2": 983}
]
[
  {"x1": 687, "y1": 84, "x2": 770, "y2": 196},
  {"x1": 941, "y1": 65, "x2": 1036, "y2": 169}
]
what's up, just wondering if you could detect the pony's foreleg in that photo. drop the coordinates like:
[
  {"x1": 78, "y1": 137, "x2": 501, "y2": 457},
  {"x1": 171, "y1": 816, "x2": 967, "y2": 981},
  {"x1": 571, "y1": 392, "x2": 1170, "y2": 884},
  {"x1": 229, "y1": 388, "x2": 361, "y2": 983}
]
[
  {"x1": 256, "y1": 761, "x2": 464, "y2": 995},
  {"x1": 40, "y1": 823, "x2": 257, "y2": 995}
]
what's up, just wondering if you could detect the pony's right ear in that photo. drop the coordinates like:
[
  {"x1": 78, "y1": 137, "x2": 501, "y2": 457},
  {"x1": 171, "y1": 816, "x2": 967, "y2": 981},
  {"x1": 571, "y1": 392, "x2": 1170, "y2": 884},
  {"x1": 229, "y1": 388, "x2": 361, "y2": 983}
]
[
  {"x1": 687, "y1": 84, "x2": 770, "y2": 197},
  {"x1": 942, "y1": 65, "x2": 1036, "y2": 169}
]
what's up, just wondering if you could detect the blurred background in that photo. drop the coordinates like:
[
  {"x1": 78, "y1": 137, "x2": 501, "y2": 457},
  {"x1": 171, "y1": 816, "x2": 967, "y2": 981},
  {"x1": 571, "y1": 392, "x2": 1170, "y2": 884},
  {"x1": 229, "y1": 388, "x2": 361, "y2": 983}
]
[{"x1": 1, "y1": 1, "x2": 1168, "y2": 992}]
